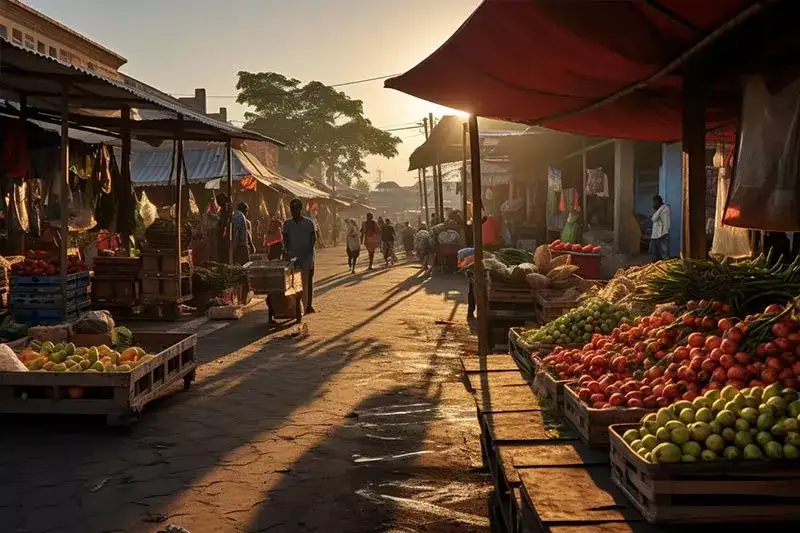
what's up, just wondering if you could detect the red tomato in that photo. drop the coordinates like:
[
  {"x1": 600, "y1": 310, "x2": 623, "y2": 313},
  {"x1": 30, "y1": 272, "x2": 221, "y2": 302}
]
[
  {"x1": 726, "y1": 327, "x2": 745, "y2": 344},
  {"x1": 734, "y1": 352, "x2": 752, "y2": 365},
  {"x1": 587, "y1": 381, "x2": 602, "y2": 394},
  {"x1": 783, "y1": 377, "x2": 798, "y2": 388},
  {"x1": 609, "y1": 393, "x2": 625, "y2": 406},
  {"x1": 727, "y1": 365, "x2": 748, "y2": 382},
  {"x1": 686, "y1": 300, "x2": 699, "y2": 310},
  {"x1": 590, "y1": 393, "x2": 606, "y2": 404},
  {"x1": 704, "y1": 335, "x2": 722, "y2": 350},
  {"x1": 765, "y1": 304, "x2": 785, "y2": 315},
  {"x1": 761, "y1": 367, "x2": 779, "y2": 384},
  {"x1": 774, "y1": 337, "x2": 792, "y2": 354},
  {"x1": 701, "y1": 359, "x2": 717, "y2": 373},
  {"x1": 627, "y1": 397, "x2": 644, "y2": 408},
  {"x1": 719, "y1": 339, "x2": 738, "y2": 355},
  {"x1": 643, "y1": 395, "x2": 657, "y2": 408},
  {"x1": 663, "y1": 384, "x2": 679, "y2": 400},
  {"x1": 688, "y1": 333, "x2": 706, "y2": 348},
  {"x1": 766, "y1": 356, "x2": 784, "y2": 372},
  {"x1": 719, "y1": 354, "x2": 734, "y2": 370},
  {"x1": 656, "y1": 396, "x2": 670, "y2": 407},
  {"x1": 578, "y1": 388, "x2": 592, "y2": 402},
  {"x1": 712, "y1": 367, "x2": 728, "y2": 383},
  {"x1": 717, "y1": 318, "x2": 734, "y2": 331}
]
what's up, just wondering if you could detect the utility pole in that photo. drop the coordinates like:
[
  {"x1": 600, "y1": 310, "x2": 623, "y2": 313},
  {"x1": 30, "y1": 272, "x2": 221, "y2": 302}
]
[
  {"x1": 428, "y1": 112, "x2": 440, "y2": 223},
  {"x1": 422, "y1": 117, "x2": 430, "y2": 224},
  {"x1": 375, "y1": 168, "x2": 383, "y2": 184}
]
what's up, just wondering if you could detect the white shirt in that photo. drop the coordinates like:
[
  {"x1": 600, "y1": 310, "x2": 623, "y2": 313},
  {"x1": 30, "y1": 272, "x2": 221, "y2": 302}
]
[{"x1": 651, "y1": 204, "x2": 670, "y2": 239}]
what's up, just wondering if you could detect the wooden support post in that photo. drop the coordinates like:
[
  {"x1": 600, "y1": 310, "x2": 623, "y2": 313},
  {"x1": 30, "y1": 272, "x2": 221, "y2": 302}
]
[
  {"x1": 682, "y1": 64, "x2": 708, "y2": 259},
  {"x1": 417, "y1": 168, "x2": 423, "y2": 222},
  {"x1": 226, "y1": 138, "x2": 234, "y2": 265},
  {"x1": 462, "y1": 122, "x2": 469, "y2": 235},
  {"x1": 437, "y1": 162, "x2": 444, "y2": 220},
  {"x1": 59, "y1": 87, "x2": 69, "y2": 319},
  {"x1": 121, "y1": 106, "x2": 132, "y2": 254},
  {"x1": 581, "y1": 137, "x2": 588, "y2": 225},
  {"x1": 469, "y1": 115, "x2": 488, "y2": 356},
  {"x1": 614, "y1": 140, "x2": 636, "y2": 254},
  {"x1": 422, "y1": 167, "x2": 430, "y2": 225},
  {"x1": 175, "y1": 116, "x2": 184, "y2": 301}
]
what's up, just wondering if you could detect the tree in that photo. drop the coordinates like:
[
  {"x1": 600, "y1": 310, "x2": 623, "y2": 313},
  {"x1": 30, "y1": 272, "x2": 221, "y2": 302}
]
[
  {"x1": 353, "y1": 177, "x2": 371, "y2": 193},
  {"x1": 236, "y1": 72, "x2": 401, "y2": 185}
]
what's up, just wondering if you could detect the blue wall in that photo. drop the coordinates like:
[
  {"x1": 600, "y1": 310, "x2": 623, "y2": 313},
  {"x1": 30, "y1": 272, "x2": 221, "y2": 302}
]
[{"x1": 658, "y1": 142, "x2": 683, "y2": 257}]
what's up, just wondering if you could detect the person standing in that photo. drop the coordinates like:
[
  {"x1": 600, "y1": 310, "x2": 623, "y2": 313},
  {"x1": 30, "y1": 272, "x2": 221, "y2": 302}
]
[
  {"x1": 232, "y1": 202, "x2": 255, "y2": 265},
  {"x1": 382, "y1": 218, "x2": 397, "y2": 267},
  {"x1": 465, "y1": 219, "x2": 476, "y2": 320},
  {"x1": 283, "y1": 198, "x2": 317, "y2": 314},
  {"x1": 361, "y1": 213, "x2": 381, "y2": 270},
  {"x1": 345, "y1": 218, "x2": 361, "y2": 273},
  {"x1": 650, "y1": 195, "x2": 671, "y2": 260},
  {"x1": 263, "y1": 213, "x2": 284, "y2": 260},
  {"x1": 401, "y1": 221, "x2": 415, "y2": 255},
  {"x1": 216, "y1": 193, "x2": 232, "y2": 263}
]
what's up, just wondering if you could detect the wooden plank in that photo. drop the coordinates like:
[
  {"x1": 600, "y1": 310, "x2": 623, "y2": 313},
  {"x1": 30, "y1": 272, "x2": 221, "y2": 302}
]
[
  {"x1": 548, "y1": 523, "x2": 660, "y2": 533},
  {"x1": 475, "y1": 384, "x2": 541, "y2": 414},
  {"x1": 483, "y1": 411, "x2": 578, "y2": 443},
  {"x1": 462, "y1": 354, "x2": 521, "y2": 373},
  {"x1": 502, "y1": 442, "x2": 608, "y2": 480},
  {"x1": 467, "y1": 370, "x2": 529, "y2": 392},
  {"x1": 519, "y1": 466, "x2": 642, "y2": 525}
]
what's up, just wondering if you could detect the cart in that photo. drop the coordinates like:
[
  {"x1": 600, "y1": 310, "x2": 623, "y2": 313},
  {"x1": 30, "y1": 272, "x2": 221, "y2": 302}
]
[{"x1": 244, "y1": 259, "x2": 303, "y2": 326}]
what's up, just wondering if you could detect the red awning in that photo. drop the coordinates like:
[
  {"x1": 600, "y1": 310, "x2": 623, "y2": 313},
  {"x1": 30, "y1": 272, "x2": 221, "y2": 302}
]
[{"x1": 385, "y1": 0, "x2": 762, "y2": 141}]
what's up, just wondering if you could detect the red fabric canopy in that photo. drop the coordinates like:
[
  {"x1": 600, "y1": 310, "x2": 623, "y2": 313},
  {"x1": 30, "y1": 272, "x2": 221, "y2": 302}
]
[{"x1": 386, "y1": 0, "x2": 758, "y2": 141}]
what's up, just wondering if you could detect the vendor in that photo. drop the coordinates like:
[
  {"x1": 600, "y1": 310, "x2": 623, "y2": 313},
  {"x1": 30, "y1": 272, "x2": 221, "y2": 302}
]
[
  {"x1": 263, "y1": 214, "x2": 284, "y2": 260},
  {"x1": 482, "y1": 215, "x2": 502, "y2": 252}
]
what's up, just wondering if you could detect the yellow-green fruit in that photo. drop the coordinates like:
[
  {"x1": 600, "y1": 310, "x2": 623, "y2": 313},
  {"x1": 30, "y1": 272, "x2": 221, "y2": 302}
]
[
  {"x1": 116, "y1": 364, "x2": 131, "y2": 372},
  {"x1": 80, "y1": 360, "x2": 90, "y2": 370},
  {"x1": 88, "y1": 347, "x2": 99, "y2": 361},
  {"x1": 623, "y1": 429, "x2": 640, "y2": 444},
  {"x1": 67, "y1": 355, "x2": 83, "y2": 364},
  {"x1": 50, "y1": 363, "x2": 67, "y2": 372},
  {"x1": 103, "y1": 362, "x2": 116, "y2": 372},
  {"x1": 64, "y1": 342, "x2": 75, "y2": 356},
  {"x1": 41, "y1": 341, "x2": 55, "y2": 352},
  {"x1": 641, "y1": 434, "x2": 658, "y2": 451},
  {"x1": 90, "y1": 361, "x2": 104, "y2": 372},
  {"x1": 67, "y1": 364, "x2": 82, "y2": 372},
  {"x1": 651, "y1": 442, "x2": 681, "y2": 464},
  {"x1": 49, "y1": 351, "x2": 66, "y2": 364},
  {"x1": 84, "y1": 368, "x2": 99, "y2": 373},
  {"x1": 53, "y1": 342, "x2": 65, "y2": 353}
]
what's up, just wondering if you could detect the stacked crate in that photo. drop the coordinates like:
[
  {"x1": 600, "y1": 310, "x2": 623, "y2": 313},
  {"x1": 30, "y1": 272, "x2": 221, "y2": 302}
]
[
  {"x1": 9, "y1": 271, "x2": 91, "y2": 325},
  {"x1": 139, "y1": 249, "x2": 193, "y2": 318},
  {"x1": 91, "y1": 256, "x2": 141, "y2": 317}
]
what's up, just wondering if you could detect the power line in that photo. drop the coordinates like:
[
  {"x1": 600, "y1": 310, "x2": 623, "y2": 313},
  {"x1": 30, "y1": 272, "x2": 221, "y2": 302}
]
[{"x1": 169, "y1": 73, "x2": 399, "y2": 99}]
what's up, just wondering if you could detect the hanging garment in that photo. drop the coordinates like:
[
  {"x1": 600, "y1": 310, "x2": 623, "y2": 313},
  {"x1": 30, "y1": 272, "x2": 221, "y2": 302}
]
[
  {"x1": 584, "y1": 168, "x2": 609, "y2": 198},
  {"x1": 712, "y1": 165, "x2": 753, "y2": 259},
  {"x1": 1, "y1": 119, "x2": 31, "y2": 180}
]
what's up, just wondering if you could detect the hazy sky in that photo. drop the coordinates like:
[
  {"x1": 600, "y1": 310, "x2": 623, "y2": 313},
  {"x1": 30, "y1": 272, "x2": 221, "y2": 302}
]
[{"x1": 25, "y1": 0, "x2": 480, "y2": 186}]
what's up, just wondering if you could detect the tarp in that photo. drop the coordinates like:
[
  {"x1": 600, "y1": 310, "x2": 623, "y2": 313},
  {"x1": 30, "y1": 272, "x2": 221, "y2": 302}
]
[{"x1": 386, "y1": 0, "x2": 765, "y2": 141}]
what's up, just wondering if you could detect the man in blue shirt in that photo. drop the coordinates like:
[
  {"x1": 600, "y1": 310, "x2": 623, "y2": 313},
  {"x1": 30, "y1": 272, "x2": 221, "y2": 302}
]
[{"x1": 283, "y1": 198, "x2": 317, "y2": 313}]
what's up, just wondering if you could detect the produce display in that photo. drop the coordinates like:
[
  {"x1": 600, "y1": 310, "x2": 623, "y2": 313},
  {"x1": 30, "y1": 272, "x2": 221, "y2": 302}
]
[
  {"x1": 194, "y1": 261, "x2": 247, "y2": 293},
  {"x1": 636, "y1": 253, "x2": 800, "y2": 316},
  {"x1": 521, "y1": 298, "x2": 634, "y2": 347},
  {"x1": 10, "y1": 254, "x2": 87, "y2": 276},
  {"x1": 16, "y1": 337, "x2": 154, "y2": 372},
  {"x1": 549, "y1": 239, "x2": 602, "y2": 255},
  {"x1": 623, "y1": 384, "x2": 800, "y2": 463},
  {"x1": 144, "y1": 218, "x2": 192, "y2": 250}
]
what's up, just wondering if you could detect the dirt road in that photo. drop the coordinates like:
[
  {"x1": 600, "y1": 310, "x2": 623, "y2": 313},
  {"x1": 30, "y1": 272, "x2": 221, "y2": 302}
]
[{"x1": 1, "y1": 248, "x2": 490, "y2": 533}]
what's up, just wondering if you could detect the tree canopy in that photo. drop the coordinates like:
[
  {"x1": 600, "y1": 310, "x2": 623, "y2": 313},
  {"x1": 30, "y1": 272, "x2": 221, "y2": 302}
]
[{"x1": 236, "y1": 71, "x2": 401, "y2": 186}]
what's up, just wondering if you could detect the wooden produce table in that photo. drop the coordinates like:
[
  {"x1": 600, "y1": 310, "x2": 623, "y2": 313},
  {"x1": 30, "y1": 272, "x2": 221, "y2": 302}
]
[{"x1": 0, "y1": 331, "x2": 197, "y2": 425}]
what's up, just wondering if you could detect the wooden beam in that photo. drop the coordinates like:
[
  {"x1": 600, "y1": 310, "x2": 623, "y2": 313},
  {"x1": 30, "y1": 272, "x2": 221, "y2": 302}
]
[
  {"x1": 462, "y1": 122, "x2": 469, "y2": 234},
  {"x1": 175, "y1": 116, "x2": 184, "y2": 299},
  {"x1": 226, "y1": 138, "x2": 234, "y2": 265},
  {"x1": 121, "y1": 106, "x2": 132, "y2": 254},
  {"x1": 59, "y1": 86, "x2": 70, "y2": 320},
  {"x1": 469, "y1": 115, "x2": 488, "y2": 356},
  {"x1": 682, "y1": 62, "x2": 708, "y2": 259}
]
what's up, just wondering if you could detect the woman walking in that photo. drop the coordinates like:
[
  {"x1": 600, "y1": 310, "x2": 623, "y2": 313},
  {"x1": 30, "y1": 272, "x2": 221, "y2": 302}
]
[
  {"x1": 381, "y1": 218, "x2": 397, "y2": 267},
  {"x1": 361, "y1": 213, "x2": 381, "y2": 270},
  {"x1": 345, "y1": 219, "x2": 361, "y2": 273}
]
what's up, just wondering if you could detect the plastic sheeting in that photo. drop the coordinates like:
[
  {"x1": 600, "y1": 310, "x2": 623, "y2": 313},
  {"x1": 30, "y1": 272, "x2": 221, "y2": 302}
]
[{"x1": 725, "y1": 75, "x2": 800, "y2": 231}]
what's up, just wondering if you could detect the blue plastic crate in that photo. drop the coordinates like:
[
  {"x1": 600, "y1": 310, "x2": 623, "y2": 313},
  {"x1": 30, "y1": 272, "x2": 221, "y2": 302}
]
[
  {"x1": 10, "y1": 270, "x2": 90, "y2": 290},
  {"x1": 9, "y1": 286, "x2": 89, "y2": 308},
  {"x1": 10, "y1": 299, "x2": 91, "y2": 324}
]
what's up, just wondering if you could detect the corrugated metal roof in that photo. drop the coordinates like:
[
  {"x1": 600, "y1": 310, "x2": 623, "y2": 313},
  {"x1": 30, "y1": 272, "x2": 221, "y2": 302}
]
[
  {"x1": 127, "y1": 146, "x2": 271, "y2": 186},
  {"x1": 239, "y1": 152, "x2": 330, "y2": 200},
  {"x1": 0, "y1": 37, "x2": 280, "y2": 143}
]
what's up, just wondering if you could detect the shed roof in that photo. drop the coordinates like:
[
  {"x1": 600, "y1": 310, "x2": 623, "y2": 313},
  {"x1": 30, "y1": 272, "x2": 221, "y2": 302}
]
[
  {"x1": 126, "y1": 146, "x2": 266, "y2": 186},
  {"x1": 0, "y1": 37, "x2": 279, "y2": 143}
]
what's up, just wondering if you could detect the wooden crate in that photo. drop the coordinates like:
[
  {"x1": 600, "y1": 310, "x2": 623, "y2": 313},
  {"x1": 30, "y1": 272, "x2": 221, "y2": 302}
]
[
  {"x1": 0, "y1": 331, "x2": 197, "y2": 425},
  {"x1": 140, "y1": 276, "x2": 193, "y2": 302},
  {"x1": 245, "y1": 260, "x2": 300, "y2": 294},
  {"x1": 91, "y1": 278, "x2": 139, "y2": 305},
  {"x1": 92, "y1": 256, "x2": 140, "y2": 278},
  {"x1": 609, "y1": 423, "x2": 800, "y2": 524},
  {"x1": 140, "y1": 251, "x2": 192, "y2": 276},
  {"x1": 533, "y1": 291, "x2": 580, "y2": 323},
  {"x1": 532, "y1": 369, "x2": 574, "y2": 409},
  {"x1": 562, "y1": 385, "x2": 650, "y2": 448},
  {"x1": 487, "y1": 273, "x2": 536, "y2": 303}
]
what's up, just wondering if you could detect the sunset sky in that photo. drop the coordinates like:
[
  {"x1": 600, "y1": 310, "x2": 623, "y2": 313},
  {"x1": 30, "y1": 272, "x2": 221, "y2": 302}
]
[{"x1": 25, "y1": 0, "x2": 481, "y2": 186}]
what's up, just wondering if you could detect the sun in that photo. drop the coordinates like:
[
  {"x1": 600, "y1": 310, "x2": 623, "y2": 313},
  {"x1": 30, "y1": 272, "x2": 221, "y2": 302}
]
[{"x1": 429, "y1": 103, "x2": 469, "y2": 118}]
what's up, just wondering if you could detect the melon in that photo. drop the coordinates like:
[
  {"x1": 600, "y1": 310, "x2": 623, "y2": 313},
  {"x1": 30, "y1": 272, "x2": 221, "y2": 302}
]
[
  {"x1": 546, "y1": 264, "x2": 579, "y2": 281},
  {"x1": 548, "y1": 254, "x2": 572, "y2": 269},
  {"x1": 532, "y1": 245, "x2": 552, "y2": 271},
  {"x1": 525, "y1": 273, "x2": 550, "y2": 290}
]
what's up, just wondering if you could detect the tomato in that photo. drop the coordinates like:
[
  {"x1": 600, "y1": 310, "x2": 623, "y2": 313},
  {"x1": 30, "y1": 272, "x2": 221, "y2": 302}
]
[
  {"x1": 764, "y1": 342, "x2": 780, "y2": 357},
  {"x1": 761, "y1": 367, "x2": 779, "y2": 384},
  {"x1": 727, "y1": 365, "x2": 748, "y2": 382},
  {"x1": 701, "y1": 317, "x2": 717, "y2": 330},
  {"x1": 772, "y1": 322, "x2": 791, "y2": 338},
  {"x1": 701, "y1": 359, "x2": 717, "y2": 373},
  {"x1": 643, "y1": 395, "x2": 657, "y2": 408},
  {"x1": 609, "y1": 393, "x2": 625, "y2": 406},
  {"x1": 766, "y1": 356, "x2": 784, "y2": 372},
  {"x1": 587, "y1": 381, "x2": 602, "y2": 394},
  {"x1": 686, "y1": 300, "x2": 699, "y2": 310},
  {"x1": 792, "y1": 360, "x2": 800, "y2": 376},
  {"x1": 774, "y1": 337, "x2": 792, "y2": 353},
  {"x1": 656, "y1": 396, "x2": 670, "y2": 407},
  {"x1": 683, "y1": 315, "x2": 696, "y2": 327},
  {"x1": 726, "y1": 327, "x2": 745, "y2": 344},
  {"x1": 765, "y1": 304, "x2": 785, "y2": 315},
  {"x1": 719, "y1": 354, "x2": 734, "y2": 370},
  {"x1": 639, "y1": 385, "x2": 653, "y2": 397},
  {"x1": 779, "y1": 368, "x2": 795, "y2": 381},
  {"x1": 688, "y1": 333, "x2": 706, "y2": 348},
  {"x1": 663, "y1": 384, "x2": 680, "y2": 400},
  {"x1": 590, "y1": 393, "x2": 606, "y2": 404},
  {"x1": 682, "y1": 391, "x2": 699, "y2": 401},
  {"x1": 712, "y1": 367, "x2": 728, "y2": 383},
  {"x1": 704, "y1": 335, "x2": 722, "y2": 350},
  {"x1": 717, "y1": 318, "x2": 734, "y2": 331},
  {"x1": 783, "y1": 377, "x2": 799, "y2": 388},
  {"x1": 707, "y1": 348, "x2": 721, "y2": 362},
  {"x1": 592, "y1": 401, "x2": 606, "y2": 409},
  {"x1": 718, "y1": 338, "x2": 737, "y2": 356},
  {"x1": 578, "y1": 388, "x2": 592, "y2": 402},
  {"x1": 734, "y1": 352, "x2": 752, "y2": 365},
  {"x1": 748, "y1": 379, "x2": 765, "y2": 388}
]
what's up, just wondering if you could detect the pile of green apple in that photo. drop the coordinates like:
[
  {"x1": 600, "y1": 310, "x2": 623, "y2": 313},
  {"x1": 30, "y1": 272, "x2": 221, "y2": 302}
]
[{"x1": 622, "y1": 382, "x2": 800, "y2": 463}]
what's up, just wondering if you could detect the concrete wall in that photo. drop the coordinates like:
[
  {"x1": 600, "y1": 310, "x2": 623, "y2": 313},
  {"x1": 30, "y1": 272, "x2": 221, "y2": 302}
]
[{"x1": 659, "y1": 142, "x2": 683, "y2": 257}]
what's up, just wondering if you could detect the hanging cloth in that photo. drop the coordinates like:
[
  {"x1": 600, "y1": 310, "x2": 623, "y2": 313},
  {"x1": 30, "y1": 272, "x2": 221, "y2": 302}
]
[
  {"x1": 712, "y1": 164, "x2": 753, "y2": 259},
  {"x1": 1, "y1": 119, "x2": 32, "y2": 180}
]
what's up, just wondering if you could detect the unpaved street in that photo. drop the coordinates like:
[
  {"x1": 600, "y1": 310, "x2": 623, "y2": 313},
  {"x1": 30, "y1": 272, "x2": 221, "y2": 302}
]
[{"x1": 1, "y1": 248, "x2": 490, "y2": 533}]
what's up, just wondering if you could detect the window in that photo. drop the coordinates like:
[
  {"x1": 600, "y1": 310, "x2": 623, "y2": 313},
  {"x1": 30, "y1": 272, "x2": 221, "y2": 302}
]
[
  {"x1": 24, "y1": 33, "x2": 34, "y2": 49},
  {"x1": 60, "y1": 49, "x2": 71, "y2": 63},
  {"x1": 49, "y1": 46, "x2": 57, "y2": 58},
  {"x1": 11, "y1": 28, "x2": 22, "y2": 45},
  {"x1": 37, "y1": 41, "x2": 45, "y2": 53},
  {"x1": 0, "y1": 25, "x2": 7, "y2": 39}
]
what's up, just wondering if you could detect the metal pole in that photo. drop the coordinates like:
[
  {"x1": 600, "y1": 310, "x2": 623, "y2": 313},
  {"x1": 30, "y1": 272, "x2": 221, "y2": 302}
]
[
  {"x1": 462, "y1": 122, "x2": 469, "y2": 233},
  {"x1": 422, "y1": 117, "x2": 430, "y2": 224},
  {"x1": 59, "y1": 87, "x2": 69, "y2": 320},
  {"x1": 469, "y1": 115, "x2": 488, "y2": 355},
  {"x1": 175, "y1": 116, "x2": 184, "y2": 301},
  {"x1": 226, "y1": 138, "x2": 234, "y2": 265},
  {"x1": 428, "y1": 113, "x2": 439, "y2": 222},
  {"x1": 437, "y1": 163, "x2": 444, "y2": 220},
  {"x1": 417, "y1": 168, "x2": 423, "y2": 220},
  {"x1": 121, "y1": 106, "x2": 132, "y2": 254}
]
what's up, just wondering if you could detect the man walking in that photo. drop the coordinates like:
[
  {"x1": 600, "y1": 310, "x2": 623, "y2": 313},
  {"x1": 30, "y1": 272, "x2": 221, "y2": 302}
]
[{"x1": 283, "y1": 198, "x2": 317, "y2": 314}]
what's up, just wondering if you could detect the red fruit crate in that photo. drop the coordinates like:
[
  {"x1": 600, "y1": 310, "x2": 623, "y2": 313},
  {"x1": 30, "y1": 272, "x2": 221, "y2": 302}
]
[
  {"x1": 562, "y1": 384, "x2": 651, "y2": 448},
  {"x1": 551, "y1": 249, "x2": 602, "y2": 279},
  {"x1": 610, "y1": 423, "x2": 800, "y2": 524}
]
